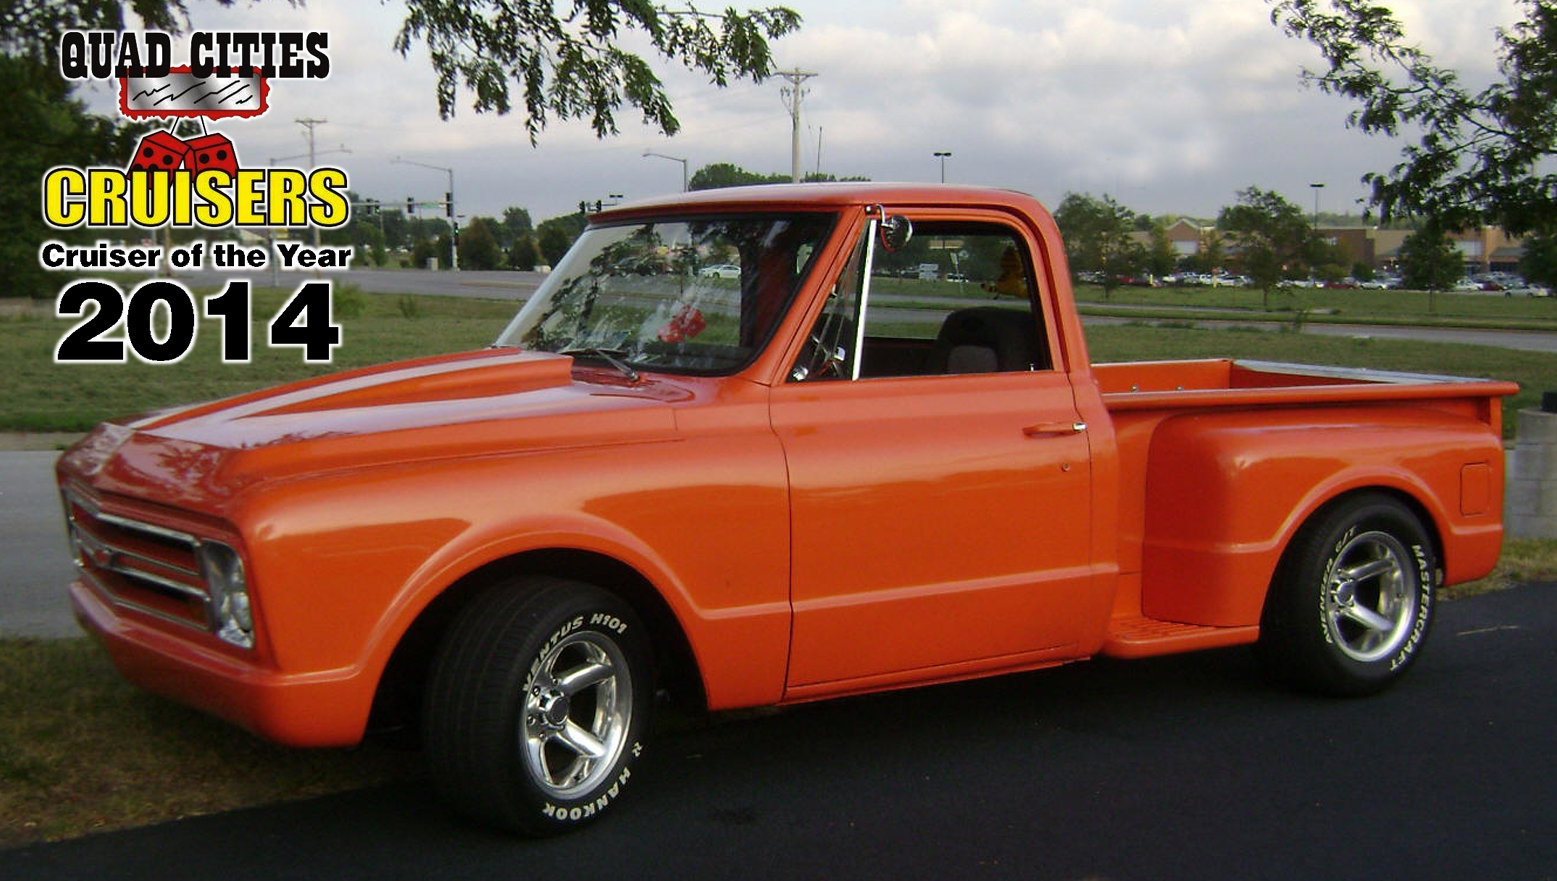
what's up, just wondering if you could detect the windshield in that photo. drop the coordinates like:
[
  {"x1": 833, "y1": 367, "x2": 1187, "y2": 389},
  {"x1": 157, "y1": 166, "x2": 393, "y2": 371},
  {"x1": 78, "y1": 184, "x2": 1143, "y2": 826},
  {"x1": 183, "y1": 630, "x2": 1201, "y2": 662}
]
[{"x1": 495, "y1": 213, "x2": 837, "y2": 374}]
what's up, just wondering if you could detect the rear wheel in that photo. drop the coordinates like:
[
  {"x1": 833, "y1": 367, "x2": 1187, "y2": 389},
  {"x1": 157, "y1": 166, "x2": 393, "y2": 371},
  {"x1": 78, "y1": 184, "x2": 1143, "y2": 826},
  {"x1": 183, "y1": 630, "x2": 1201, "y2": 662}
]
[
  {"x1": 1258, "y1": 494, "x2": 1437, "y2": 696},
  {"x1": 423, "y1": 577, "x2": 652, "y2": 835}
]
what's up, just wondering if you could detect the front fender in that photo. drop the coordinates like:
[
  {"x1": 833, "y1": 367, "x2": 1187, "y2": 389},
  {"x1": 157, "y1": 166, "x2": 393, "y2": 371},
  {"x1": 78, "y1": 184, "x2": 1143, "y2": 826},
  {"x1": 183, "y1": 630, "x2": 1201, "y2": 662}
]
[{"x1": 234, "y1": 440, "x2": 792, "y2": 723}]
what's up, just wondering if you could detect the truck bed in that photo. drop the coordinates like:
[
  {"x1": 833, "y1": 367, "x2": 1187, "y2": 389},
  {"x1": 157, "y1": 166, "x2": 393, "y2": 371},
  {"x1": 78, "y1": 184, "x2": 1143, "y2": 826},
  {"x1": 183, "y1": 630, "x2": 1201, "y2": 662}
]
[
  {"x1": 1093, "y1": 359, "x2": 1518, "y2": 411},
  {"x1": 1088, "y1": 359, "x2": 1515, "y2": 657}
]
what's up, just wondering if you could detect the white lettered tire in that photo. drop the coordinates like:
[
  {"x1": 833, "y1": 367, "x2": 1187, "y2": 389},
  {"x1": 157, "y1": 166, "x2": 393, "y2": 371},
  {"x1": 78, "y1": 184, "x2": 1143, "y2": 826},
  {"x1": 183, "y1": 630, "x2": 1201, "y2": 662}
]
[
  {"x1": 1258, "y1": 494, "x2": 1437, "y2": 696},
  {"x1": 423, "y1": 576, "x2": 652, "y2": 835}
]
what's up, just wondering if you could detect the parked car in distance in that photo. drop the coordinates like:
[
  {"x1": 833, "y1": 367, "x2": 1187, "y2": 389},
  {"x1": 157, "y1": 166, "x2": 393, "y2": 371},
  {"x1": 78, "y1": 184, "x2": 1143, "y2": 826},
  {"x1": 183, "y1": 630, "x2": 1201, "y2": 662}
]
[{"x1": 698, "y1": 264, "x2": 741, "y2": 279}]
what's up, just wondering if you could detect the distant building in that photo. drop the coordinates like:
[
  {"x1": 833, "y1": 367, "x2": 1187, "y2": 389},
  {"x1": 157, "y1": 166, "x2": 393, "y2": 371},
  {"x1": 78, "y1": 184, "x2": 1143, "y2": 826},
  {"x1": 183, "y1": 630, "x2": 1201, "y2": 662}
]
[
  {"x1": 1141, "y1": 217, "x2": 1523, "y2": 276},
  {"x1": 1450, "y1": 227, "x2": 1524, "y2": 274},
  {"x1": 1163, "y1": 219, "x2": 1210, "y2": 257}
]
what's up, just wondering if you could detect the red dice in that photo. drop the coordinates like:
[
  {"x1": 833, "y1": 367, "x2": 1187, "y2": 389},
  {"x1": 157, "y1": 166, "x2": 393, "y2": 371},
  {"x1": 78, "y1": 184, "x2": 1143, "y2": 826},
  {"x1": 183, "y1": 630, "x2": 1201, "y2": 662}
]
[
  {"x1": 185, "y1": 133, "x2": 239, "y2": 176},
  {"x1": 128, "y1": 131, "x2": 191, "y2": 176},
  {"x1": 656, "y1": 303, "x2": 707, "y2": 343}
]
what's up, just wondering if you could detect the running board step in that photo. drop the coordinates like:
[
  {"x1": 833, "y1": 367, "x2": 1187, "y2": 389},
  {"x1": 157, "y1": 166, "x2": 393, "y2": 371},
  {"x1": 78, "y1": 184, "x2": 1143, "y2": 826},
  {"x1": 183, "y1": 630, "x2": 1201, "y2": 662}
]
[{"x1": 1103, "y1": 617, "x2": 1260, "y2": 659}]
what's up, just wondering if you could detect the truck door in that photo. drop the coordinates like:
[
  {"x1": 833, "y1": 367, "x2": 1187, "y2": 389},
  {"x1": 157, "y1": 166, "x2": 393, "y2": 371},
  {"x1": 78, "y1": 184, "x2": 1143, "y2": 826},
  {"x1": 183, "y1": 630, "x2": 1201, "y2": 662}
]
[{"x1": 771, "y1": 213, "x2": 1097, "y2": 692}]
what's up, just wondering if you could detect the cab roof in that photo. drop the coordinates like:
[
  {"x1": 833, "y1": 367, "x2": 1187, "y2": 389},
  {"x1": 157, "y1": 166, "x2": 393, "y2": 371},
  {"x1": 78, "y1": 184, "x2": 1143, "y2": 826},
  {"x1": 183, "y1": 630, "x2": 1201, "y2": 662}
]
[{"x1": 592, "y1": 182, "x2": 1051, "y2": 222}]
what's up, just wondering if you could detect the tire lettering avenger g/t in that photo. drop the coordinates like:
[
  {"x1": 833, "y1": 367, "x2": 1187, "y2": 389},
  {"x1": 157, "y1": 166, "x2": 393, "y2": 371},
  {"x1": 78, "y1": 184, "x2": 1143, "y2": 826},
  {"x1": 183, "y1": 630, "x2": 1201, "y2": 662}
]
[{"x1": 1258, "y1": 494, "x2": 1438, "y2": 696}]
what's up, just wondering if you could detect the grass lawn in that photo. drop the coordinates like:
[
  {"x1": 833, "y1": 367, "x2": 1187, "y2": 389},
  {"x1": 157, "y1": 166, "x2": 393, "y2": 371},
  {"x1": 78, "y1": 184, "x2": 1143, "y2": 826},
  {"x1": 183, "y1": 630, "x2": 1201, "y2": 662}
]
[
  {"x1": 3, "y1": 284, "x2": 1549, "y2": 436},
  {"x1": 0, "y1": 638, "x2": 419, "y2": 848},
  {"x1": 0, "y1": 286, "x2": 516, "y2": 433}
]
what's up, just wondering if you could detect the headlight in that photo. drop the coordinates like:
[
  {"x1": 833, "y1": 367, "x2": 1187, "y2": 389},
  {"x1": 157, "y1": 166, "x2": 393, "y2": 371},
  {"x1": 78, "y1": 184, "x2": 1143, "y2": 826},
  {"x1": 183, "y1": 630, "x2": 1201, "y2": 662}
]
[{"x1": 197, "y1": 540, "x2": 254, "y2": 649}]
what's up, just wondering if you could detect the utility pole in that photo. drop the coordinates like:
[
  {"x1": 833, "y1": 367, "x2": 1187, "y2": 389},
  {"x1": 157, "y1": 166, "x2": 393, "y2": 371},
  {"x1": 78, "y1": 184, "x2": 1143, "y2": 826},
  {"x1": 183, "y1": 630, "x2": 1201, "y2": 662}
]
[
  {"x1": 295, "y1": 118, "x2": 327, "y2": 249},
  {"x1": 778, "y1": 69, "x2": 817, "y2": 183}
]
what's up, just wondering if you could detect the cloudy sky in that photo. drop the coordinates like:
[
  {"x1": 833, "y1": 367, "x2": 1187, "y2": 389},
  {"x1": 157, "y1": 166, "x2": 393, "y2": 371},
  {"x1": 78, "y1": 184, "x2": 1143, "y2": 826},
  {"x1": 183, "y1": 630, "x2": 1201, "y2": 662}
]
[{"x1": 76, "y1": 0, "x2": 1523, "y2": 225}]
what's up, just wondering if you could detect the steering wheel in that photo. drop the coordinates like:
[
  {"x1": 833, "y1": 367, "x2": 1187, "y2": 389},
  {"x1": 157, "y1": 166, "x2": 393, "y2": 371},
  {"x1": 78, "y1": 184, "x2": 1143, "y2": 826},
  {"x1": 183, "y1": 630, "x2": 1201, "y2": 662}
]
[{"x1": 805, "y1": 332, "x2": 847, "y2": 379}]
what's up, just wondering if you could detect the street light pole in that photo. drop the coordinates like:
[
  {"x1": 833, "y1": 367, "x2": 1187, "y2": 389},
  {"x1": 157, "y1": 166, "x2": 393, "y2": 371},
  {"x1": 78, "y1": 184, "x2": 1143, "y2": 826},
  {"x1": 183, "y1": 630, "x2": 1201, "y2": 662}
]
[
  {"x1": 642, "y1": 151, "x2": 689, "y2": 192},
  {"x1": 934, "y1": 151, "x2": 952, "y2": 183},
  {"x1": 394, "y1": 157, "x2": 458, "y2": 271},
  {"x1": 1309, "y1": 182, "x2": 1325, "y2": 231}
]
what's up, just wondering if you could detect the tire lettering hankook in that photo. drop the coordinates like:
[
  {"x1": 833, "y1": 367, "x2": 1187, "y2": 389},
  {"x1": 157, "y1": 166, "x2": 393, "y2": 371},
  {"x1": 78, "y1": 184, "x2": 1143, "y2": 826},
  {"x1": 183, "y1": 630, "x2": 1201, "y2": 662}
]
[{"x1": 542, "y1": 765, "x2": 634, "y2": 821}]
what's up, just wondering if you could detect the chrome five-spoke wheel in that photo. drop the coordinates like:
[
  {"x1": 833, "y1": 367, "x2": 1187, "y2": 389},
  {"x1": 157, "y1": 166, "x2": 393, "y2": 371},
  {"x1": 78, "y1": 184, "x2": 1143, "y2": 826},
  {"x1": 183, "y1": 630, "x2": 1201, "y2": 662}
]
[
  {"x1": 522, "y1": 630, "x2": 634, "y2": 798},
  {"x1": 1259, "y1": 493, "x2": 1436, "y2": 696},
  {"x1": 1323, "y1": 530, "x2": 1417, "y2": 663},
  {"x1": 424, "y1": 577, "x2": 651, "y2": 835}
]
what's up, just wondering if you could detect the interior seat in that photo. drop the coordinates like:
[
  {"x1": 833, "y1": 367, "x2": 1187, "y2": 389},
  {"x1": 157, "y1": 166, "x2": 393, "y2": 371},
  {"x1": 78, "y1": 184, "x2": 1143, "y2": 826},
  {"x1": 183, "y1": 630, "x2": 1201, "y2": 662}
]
[{"x1": 924, "y1": 307, "x2": 1046, "y2": 374}]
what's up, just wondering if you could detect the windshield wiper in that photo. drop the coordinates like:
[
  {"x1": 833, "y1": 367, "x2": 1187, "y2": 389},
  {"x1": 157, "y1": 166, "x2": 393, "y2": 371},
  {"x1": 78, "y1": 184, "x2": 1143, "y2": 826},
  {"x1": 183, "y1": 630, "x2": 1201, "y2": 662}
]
[{"x1": 560, "y1": 347, "x2": 641, "y2": 383}]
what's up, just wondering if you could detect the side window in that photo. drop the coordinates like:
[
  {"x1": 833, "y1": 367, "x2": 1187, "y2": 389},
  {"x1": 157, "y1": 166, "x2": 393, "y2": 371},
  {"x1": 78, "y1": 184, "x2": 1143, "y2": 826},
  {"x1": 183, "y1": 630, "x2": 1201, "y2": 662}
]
[{"x1": 789, "y1": 219, "x2": 1051, "y2": 381}]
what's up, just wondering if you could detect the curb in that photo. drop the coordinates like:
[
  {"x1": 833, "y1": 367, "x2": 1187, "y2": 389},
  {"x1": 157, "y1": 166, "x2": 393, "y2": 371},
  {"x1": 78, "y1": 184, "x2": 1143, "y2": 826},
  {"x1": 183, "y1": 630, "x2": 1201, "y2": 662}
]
[{"x1": 0, "y1": 433, "x2": 83, "y2": 452}]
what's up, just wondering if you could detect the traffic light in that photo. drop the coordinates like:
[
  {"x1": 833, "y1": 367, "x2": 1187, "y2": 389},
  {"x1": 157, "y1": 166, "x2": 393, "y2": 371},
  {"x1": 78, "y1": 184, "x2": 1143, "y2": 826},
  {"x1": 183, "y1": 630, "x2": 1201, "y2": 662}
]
[
  {"x1": 445, "y1": 192, "x2": 453, "y2": 218},
  {"x1": 407, "y1": 197, "x2": 415, "y2": 214}
]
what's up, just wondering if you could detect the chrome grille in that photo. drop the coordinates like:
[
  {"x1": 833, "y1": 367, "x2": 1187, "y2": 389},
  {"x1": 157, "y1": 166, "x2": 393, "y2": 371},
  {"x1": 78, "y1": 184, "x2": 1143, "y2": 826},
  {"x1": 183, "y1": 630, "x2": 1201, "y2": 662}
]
[{"x1": 63, "y1": 489, "x2": 211, "y2": 630}]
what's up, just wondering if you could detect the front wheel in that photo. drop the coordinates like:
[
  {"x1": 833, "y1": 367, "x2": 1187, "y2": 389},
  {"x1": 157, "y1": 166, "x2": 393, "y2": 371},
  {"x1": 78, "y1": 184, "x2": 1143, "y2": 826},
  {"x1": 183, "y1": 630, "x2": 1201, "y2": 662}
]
[
  {"x1": 423, "y1": 577, "x2": 652, "y2": 835},
  {"x1": 1258, "y1": 494, "x2": 1437, "y2": 696}
]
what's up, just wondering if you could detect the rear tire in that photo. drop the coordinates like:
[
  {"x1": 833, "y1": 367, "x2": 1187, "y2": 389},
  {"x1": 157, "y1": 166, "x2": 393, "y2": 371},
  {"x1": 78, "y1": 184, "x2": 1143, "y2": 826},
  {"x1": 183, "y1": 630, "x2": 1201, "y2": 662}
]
[
  {"x1": 422, "y1": 576, "x2": 652, "y2": 835},
  {"x1": 1258, "y1": 494, "x2": 1436, "y2": 696}
]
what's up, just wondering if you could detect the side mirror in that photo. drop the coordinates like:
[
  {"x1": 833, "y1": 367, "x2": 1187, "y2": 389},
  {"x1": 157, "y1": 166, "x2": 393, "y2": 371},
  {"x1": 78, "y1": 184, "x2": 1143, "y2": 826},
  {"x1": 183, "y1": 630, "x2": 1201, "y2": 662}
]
[{"x1": 879, "y1": 215, "x2": 913, "y2": 252}]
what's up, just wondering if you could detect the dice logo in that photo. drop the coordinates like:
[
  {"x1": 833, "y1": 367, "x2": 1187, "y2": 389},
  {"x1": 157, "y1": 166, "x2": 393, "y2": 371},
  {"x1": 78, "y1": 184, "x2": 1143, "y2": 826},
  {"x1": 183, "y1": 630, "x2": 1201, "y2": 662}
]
[
  {"x1": 126, "y1": 130, "x2": 242, "y2": 188},
  {"x1": 128, "y1": 131, "x2": 191, "y2": 177},
  {"x1": 184, "y1": 133, "x2": 239, "y2": 176},
  {"x1": 656, "y1": 303, "x2": 707, "y2": 343}
]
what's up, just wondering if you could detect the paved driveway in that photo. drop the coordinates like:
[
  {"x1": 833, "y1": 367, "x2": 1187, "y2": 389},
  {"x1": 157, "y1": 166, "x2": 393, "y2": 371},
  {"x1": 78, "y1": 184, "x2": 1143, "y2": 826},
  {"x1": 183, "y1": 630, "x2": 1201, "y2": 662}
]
[{"x1": 0, "y1": 450, "x2": 77, "y2": 638}]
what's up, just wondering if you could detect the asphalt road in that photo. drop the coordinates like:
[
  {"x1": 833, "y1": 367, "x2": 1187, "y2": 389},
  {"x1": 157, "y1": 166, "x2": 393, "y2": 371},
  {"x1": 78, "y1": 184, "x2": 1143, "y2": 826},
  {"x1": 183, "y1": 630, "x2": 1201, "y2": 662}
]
[
  {"x1": 3, "y1": 584, "x2": 1552, "y2": 881},
  {"x1": 0, "y1": 451, "x2": 77, "y2": 637}
]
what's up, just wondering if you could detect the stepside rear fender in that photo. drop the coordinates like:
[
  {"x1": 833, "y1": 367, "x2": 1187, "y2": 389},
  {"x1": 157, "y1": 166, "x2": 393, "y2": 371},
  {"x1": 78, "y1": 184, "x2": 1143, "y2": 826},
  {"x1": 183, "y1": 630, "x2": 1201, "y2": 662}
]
[{"x1": 1139, "y1": 406, "x2": 1504, "y2": 627}]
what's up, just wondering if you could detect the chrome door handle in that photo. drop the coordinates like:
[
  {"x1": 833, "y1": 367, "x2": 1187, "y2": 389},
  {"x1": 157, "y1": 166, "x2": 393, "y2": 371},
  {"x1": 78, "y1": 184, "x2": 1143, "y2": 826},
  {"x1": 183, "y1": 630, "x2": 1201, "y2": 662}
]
[{"x1": 1022, "y1": 421, "x2": 1087, "y2": 437}]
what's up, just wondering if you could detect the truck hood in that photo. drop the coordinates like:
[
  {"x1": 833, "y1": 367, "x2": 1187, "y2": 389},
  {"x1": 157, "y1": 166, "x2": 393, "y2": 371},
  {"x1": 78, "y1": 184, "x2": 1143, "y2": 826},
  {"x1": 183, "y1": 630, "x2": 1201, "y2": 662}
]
[{"x1": 58, "y1": 348, "x2": 686, "y2": 510}]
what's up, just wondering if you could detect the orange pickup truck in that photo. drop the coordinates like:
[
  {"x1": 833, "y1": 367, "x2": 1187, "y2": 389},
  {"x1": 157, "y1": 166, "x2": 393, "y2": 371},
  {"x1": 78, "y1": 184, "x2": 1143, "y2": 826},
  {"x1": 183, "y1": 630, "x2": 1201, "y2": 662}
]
[{"x1": 58, "y1": 184, "x2": 1516, "y2": 834}]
